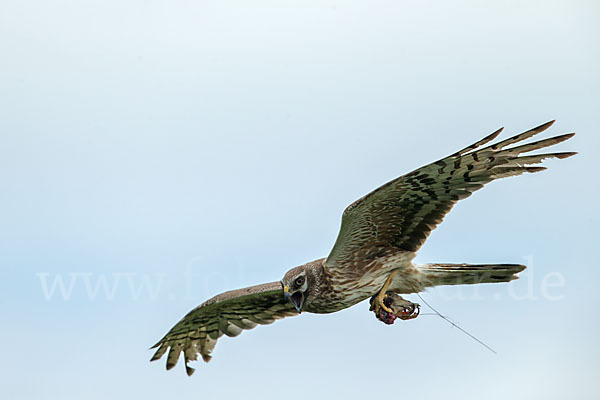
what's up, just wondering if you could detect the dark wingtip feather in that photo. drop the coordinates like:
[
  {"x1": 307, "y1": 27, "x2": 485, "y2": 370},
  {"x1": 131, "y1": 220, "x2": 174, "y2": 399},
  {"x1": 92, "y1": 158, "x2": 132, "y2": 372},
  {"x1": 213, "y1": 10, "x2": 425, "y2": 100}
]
[
  {"x1": 535, "y1": 120, "x2": 556, "y2": 132},
  {"x1": 487, "y1": 127, "x2": 504, "y2": 141},
  {"x1": 201, "y1": 354, "x2": 212, "y2": 363},
  {"x1": 555, "y1": 151, "x2": 578, "y2": 159},
  {"x1": 555, "y1": 132, "x2": 575, "y2": 142},
  {"x1": 525, "y1": 166, "x2": 547, "y2": 173},
  {"x1": 149, "y1": 340, "x2": 161, "y2": 350},
  {"x1": 186, "y1": 365, "x2": 195, "y2": 376},
  {"x1": 149, "y1": 343, "x2": 167, "y2": 362},
  {"x1": 454, "y1": 127, "x2": 504, "y2": 156}
]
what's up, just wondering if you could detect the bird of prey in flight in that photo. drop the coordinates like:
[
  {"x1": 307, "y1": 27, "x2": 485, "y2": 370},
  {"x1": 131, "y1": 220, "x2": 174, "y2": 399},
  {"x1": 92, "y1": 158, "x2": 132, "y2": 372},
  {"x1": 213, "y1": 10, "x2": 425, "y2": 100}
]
[{"x1": 151, "y1": 120, "x2": 575, "y2": 375}]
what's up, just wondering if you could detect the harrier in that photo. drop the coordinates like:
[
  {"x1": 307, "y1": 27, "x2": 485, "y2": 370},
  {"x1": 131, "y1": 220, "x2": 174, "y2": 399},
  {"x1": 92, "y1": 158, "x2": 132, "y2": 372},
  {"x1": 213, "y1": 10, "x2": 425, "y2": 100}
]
[{"x1": 151, "y1": 121, "x2": 575, "y2": 375}]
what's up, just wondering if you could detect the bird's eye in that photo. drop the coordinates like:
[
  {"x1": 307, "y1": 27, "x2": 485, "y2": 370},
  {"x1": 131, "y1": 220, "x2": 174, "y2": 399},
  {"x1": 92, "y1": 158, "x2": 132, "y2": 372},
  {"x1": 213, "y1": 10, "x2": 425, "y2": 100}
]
[{"x1": 295, "y1": 277, "x2": 305, "y2": 286}]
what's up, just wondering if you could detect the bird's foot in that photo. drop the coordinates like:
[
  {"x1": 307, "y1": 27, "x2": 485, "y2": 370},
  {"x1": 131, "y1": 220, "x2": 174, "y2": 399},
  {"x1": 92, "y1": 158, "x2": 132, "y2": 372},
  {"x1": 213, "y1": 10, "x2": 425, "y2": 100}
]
[
  {"x1": 369, "y1": 290, "x2": 394, "y2": 315},
  {"x1": 369, "y1": 292, "x2": 397, "y2": 324},
  {"x1": 369, "y1": 292, "x2": 420, "y2": 325}
]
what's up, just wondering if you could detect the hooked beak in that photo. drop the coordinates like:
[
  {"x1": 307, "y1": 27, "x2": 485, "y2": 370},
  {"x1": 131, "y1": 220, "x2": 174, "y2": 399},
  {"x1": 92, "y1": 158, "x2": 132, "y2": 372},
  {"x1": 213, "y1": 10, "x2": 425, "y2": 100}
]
[{"x1": 283, "y1": 284, "x2": 304, "y2": 313}]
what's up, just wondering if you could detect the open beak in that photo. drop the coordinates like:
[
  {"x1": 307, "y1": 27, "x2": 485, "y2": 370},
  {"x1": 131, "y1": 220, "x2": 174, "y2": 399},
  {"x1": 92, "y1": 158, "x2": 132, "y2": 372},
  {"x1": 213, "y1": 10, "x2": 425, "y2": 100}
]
[{"x1": 283, "y1": 285, "x2": 304, "y2": 313}]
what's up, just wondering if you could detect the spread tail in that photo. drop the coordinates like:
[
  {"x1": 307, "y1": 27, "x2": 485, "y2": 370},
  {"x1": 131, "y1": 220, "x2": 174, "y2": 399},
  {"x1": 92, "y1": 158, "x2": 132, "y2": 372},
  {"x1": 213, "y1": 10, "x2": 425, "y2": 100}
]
[{"x1": 418, "y1": 263, "x2": 526, "y2": 287}]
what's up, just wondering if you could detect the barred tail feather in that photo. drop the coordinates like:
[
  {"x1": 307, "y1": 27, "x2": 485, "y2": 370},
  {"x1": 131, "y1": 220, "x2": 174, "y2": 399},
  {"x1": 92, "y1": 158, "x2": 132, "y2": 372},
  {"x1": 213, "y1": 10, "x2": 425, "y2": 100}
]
[{"x1": 418, "y1": 263, "x2": 526, "y2": 287}]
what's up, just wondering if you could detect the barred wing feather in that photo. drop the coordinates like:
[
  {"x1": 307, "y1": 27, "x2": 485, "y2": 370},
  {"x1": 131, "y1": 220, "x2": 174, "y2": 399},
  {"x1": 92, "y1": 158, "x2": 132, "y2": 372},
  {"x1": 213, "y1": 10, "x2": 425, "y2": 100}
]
[
  {"x1": 150, "y1": 281, "x2": 297, "y2": 375},
  {"x1": 325, "y1": 121, "x2": 576, "y2": 272}
]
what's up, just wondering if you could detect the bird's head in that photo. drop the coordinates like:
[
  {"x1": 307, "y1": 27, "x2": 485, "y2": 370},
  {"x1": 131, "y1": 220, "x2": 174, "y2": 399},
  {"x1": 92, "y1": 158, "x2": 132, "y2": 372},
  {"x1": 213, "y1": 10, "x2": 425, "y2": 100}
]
[{"x1": 281, "y1": 265, "x2": 315, "y2": 313}]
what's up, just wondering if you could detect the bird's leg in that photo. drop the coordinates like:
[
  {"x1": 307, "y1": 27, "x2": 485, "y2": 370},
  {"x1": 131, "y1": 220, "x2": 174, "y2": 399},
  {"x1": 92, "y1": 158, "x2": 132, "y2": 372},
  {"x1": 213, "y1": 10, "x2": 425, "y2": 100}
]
[{"x1": 369, "y1": 269, "x2": 399, "y2": 315}]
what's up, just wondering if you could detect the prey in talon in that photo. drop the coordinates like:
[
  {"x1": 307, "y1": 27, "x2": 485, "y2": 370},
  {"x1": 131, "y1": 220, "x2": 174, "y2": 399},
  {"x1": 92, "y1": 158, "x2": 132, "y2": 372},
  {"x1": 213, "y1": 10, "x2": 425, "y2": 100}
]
[{"x1": 370, "y1": 292, "x2": 420, "y2": 325}]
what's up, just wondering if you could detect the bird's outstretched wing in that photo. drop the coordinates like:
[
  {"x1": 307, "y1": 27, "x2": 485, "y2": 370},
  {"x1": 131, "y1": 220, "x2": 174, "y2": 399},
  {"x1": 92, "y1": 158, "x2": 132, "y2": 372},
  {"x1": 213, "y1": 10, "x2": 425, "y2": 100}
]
[
  {"x1": 325, "y1": 121, "x2": 576, "y2": 273},
  {"x1": 150, "y1": 282, "x2": 297, "y2": 375}
]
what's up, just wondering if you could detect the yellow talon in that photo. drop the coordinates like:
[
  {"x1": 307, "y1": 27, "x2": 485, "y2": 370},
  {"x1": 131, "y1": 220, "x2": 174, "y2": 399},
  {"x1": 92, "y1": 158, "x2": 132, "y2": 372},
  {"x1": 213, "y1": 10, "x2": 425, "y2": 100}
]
[
  {"x1": 370, "y1": 292, "x2": 394, "y2": 314},
  {"x1": 370, "y1": 269, "x2": 399, "y2": 314}
]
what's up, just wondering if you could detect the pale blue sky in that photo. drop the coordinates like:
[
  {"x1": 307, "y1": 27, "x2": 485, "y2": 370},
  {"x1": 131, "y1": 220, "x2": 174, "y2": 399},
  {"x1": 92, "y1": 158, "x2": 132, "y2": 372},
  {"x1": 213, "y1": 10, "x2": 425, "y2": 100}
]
[{"x1": 1, "y1": 1, "x2": 599, "y2": 399}]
